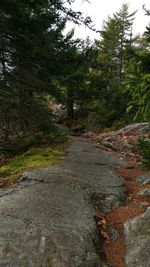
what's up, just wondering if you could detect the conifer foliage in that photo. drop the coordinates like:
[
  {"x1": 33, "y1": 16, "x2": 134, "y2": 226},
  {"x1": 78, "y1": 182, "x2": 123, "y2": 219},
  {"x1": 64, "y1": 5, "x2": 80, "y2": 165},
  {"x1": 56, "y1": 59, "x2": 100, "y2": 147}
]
[
  {"x1": 0, "y1": 0, "x2": 91, "y2": 149},
  {"x1": 1, "y1": 1, "x2": 150, "y2": 152}
]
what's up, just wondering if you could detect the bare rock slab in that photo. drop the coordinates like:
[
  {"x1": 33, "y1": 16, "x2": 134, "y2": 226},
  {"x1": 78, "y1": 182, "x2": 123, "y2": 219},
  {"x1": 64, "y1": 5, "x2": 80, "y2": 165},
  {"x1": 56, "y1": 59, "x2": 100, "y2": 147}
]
[
  {"x1": 0, "y1": 137, "x2": 124, "y2": 267},
  {"x1": 0, "y1": 182, "x2": 101, "y2": 267},
  {"x1": 124, "y1": 207, "x2": 150, "y2": 267}
]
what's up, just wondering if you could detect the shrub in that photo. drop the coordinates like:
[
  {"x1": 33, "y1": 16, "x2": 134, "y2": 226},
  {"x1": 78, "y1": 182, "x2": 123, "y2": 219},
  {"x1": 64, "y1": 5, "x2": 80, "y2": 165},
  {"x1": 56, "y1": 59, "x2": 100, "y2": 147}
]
[
  {"x1": 138, "y1": 138, "x2": 150, "y2": 167},
  {"x1": 1, "y1": 126, "x2": 68, "y2": 155}
]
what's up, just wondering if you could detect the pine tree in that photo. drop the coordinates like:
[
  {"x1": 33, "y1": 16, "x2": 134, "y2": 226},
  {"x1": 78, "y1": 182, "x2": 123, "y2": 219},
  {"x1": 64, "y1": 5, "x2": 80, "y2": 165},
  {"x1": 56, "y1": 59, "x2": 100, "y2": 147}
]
[
  {"x1": 0, "y1": 0, "x2": 93, "y2": 148},
  {"x1": 94, "y1": 4, "x2": 136, "y2": 124}
]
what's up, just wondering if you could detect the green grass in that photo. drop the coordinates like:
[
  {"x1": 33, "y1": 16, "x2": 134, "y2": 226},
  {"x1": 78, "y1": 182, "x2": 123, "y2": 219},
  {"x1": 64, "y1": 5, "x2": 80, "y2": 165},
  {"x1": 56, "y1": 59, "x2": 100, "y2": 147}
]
[{"x1": 0, "y1": 146, "x2": 64, "y2": 180}]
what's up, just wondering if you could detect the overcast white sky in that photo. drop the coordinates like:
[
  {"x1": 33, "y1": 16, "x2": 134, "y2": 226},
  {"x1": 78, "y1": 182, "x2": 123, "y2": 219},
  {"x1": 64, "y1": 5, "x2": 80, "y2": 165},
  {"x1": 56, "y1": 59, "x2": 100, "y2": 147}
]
[{"x1": 65, "y1": 0, "x2": 150, "y2": 40}]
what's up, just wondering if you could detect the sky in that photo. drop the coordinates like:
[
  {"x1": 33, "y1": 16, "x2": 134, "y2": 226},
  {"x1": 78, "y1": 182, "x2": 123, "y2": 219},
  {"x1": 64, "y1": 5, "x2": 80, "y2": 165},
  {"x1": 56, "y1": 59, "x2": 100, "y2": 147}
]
[{"x1": 65, "y1": 0, "x2": 150, "y2": 40}]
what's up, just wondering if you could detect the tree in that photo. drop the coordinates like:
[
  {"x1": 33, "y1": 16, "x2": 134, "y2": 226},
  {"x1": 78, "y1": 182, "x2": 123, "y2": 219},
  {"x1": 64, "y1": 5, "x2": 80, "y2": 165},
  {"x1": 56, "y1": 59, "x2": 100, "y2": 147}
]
[
  {"x1": 60, "y1": 37, "x2": 94, "y2": 120},
  {"x1": 0, "y1": 0, "x2": 61, "y2": 144},
  {"x1": 124, "y1": 34, "x2": 150, "y2": 121},
  {"x1": 92, "y1": 4, "x2": 136, "y2": 126},
  {"x1": 0, "y1": 0, "x2": 93, "y2": 148}
]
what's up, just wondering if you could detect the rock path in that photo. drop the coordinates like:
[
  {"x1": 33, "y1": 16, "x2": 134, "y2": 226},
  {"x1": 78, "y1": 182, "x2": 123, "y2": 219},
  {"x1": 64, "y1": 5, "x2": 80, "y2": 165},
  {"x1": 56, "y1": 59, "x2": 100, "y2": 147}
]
[{"x1": 0, "y1": 137, "x2": 125, "y2": 267}]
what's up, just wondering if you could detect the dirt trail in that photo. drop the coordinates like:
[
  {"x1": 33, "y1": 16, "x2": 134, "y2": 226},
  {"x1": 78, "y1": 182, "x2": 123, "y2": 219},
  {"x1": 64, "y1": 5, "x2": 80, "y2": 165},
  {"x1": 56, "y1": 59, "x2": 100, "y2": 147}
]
[{"x1": 0, "y1": 137, "x2": 125, "y2": 267}]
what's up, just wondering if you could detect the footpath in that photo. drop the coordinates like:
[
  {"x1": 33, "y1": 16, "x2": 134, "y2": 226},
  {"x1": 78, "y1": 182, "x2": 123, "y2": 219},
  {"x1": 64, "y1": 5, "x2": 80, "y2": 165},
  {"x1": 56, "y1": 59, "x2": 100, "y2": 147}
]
[{"x1": 0, "y1": 137, "x2": 128, "y2": 266}]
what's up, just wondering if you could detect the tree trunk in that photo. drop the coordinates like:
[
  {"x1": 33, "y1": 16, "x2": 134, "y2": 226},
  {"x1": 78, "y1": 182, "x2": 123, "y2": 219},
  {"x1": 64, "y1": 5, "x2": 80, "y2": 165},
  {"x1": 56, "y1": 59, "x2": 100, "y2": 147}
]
[{"x1": 67, "y1": 86, "x2": 74, "y2": 120}]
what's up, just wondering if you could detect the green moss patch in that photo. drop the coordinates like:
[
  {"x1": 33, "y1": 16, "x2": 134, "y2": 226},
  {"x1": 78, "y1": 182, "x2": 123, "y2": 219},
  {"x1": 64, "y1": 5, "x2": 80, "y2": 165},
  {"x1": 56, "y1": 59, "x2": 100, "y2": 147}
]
[{"x1": 0, "y1": 146, "x2": 64, "y2": 182}]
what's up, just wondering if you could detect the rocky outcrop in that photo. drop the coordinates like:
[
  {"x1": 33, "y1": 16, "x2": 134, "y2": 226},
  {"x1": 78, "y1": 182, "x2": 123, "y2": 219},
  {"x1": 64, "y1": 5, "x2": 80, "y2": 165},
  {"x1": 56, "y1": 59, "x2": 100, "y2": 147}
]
[
  {"x1": 116, "y1": 122, "x2": 149, "y2": 135},
  {"x1": 124, "y1": 207, "x2": 150, "y2": 267},
  {"x1": 96, "y1": 122, "x2": 149, "y2": 161},
  {"x1": 0, "y1": 137, "x2": 125, "y2": 267}
]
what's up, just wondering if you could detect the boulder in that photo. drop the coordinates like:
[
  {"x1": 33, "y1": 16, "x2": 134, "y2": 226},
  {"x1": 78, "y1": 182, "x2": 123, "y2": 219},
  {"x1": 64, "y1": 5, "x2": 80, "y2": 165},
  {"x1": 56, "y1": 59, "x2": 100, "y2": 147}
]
[
  {"x1": 102, "y1": 141, "x2": 118, "y2": 152},
  {"x1": 124, "y1": 207, "x2": 150, "y2": 267},
  {"x1": 116, "y1": 122, "x2": 149, "y2": 135}
]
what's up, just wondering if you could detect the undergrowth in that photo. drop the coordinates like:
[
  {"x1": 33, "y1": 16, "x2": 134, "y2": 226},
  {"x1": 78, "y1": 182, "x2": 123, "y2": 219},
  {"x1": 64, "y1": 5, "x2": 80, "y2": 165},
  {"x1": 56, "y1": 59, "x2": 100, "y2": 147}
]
[
  {"x1": 1, "y1": 128, "x2": 67, "y2": 155},
  {"x1": 139, "y1": 138, "x2": 150, "y2": 168},
  {"x1": 0, "y1": 124, "x2": 69, "y2": 185}
]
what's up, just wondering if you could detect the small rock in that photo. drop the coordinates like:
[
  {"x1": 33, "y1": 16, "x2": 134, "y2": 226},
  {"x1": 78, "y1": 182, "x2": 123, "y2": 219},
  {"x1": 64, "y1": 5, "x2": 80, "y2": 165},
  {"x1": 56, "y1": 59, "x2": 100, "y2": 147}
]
[
  {"x1": 103, "y1": 141, "x2": 118, "y2": 152},
  {"x1": 99, "y1": 195, "x2": 124, "y2": 213},
  {"x1": 123, "y1": 140, "x2": 133, "y2": 149},
  {"x1": 107, "y1": 225, "x2": 119, "y2": 240},
  {"x1": 138, "y1": 188, "x2": 150, "y2": 196},
  {"x1": 20, "y1": 172, "x2": 29, "y2": 181},
  {"x1": 100, "y1": 200, "x2": 111, "y2": 213},
  {"x1": 104, "y1": 136, "x2": 114, "y2": 143},
  {"x1": 137, "y1": 173, "x2": 150, "y2": 185}
]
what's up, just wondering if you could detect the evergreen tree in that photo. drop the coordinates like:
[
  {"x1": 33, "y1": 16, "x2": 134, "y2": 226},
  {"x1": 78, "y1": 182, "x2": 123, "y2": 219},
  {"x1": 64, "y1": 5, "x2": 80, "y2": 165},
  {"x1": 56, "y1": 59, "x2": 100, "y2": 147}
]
[
  {"x1": 93, "y1": 4, "x2": 136, "y2": 125},
  {"x1": 0, "y1": 0, "x2": 92, "y2": 148},
  {"x1": 124, "y1": 34, "x2": 150, "y2": 121}
]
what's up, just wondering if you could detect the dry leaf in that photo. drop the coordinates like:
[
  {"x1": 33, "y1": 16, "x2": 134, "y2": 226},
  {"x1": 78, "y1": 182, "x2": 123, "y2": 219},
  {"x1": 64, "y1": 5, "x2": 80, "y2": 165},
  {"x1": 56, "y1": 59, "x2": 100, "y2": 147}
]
[{"x1": 100, "y1": 230, "x2": 110, "y2": 240}]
